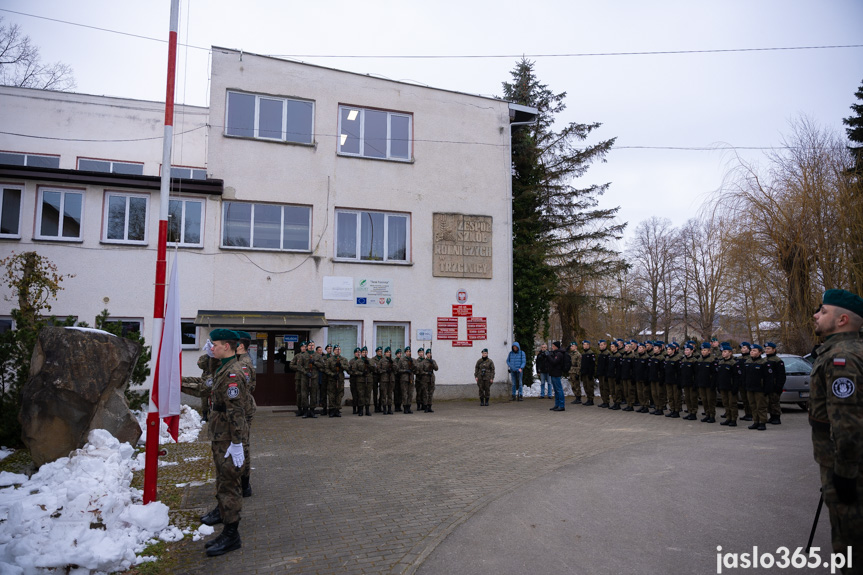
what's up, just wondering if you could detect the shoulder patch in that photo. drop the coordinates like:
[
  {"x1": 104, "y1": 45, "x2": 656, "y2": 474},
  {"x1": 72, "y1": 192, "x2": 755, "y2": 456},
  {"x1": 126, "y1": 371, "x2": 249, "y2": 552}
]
[
  {"x1": 227, "y1": 382, "x2": 240, "y2": 399},
  {"x1": 834, "y1": 358, "x2": 846, "y2": 367},
  {"x1": 832, "y1": 377, "x2": 855, "y2": 399}
]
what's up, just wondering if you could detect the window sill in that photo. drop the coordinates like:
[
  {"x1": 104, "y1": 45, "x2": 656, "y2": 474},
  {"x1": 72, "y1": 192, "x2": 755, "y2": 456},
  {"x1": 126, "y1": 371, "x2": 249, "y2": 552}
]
[
  {"x1": 168, "y1": 243, "x2": 205, "y2": 250},
  {"x1": 0, "y1": 235, "x2": 21, "y2": 241},
  {"x1": 223, "y1": 134, "x2": 316, "y2": 148},
  {"x1": 220, "y1": 245, "x2": 312, "y2": 254},
  {"x1": 336, "y1": 152, "x2": 414, "y2": 164},
  {"x1": 100, "y1": 240, "x2": 149, "y2": 247},
  {"x1": 332, "y1": 258, "x2": 413, "y2": 266},
  {"x1": 32, "y1": 237, "x2": 84, "y2": 243}
]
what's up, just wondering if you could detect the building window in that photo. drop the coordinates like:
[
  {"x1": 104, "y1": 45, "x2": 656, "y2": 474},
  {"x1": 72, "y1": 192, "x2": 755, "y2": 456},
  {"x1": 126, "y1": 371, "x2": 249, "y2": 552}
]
[
  {"x1": 103, "y1": 192, "x2": 148, "y2": 244},
  {"x1": 78, "y1": 158, "x2": 144, "y2": 175},
  {"x1": 168, "y1": 198, "x2": 203, "y2": 247},
  {"x1": 225, "y1": 91, "x2": 314, "y2": 144},
  {"x1": 0, "y1": 186, "x2": 22, "y2": 238},
  {"x1": 0, "y1": 316, "x2": 15, "y2": 334},
  {"x1": 169, "y1": 166, "x2": 207, "y2": 180},
  {"x1": 103, "y1": 318, "x2": 143, "y2": 337},
  {"x1": 36, "y1": 188, "x2": 83, "y2": 240},
  {"x1": 181, "y1": 320, "x2": 198, "y2": 349},
  {"x1": 222, "y1": 201, "x2": 311, "y2": 251},
  {"x1": 338, "y1": 106, "x2": 411, "y2": 160},
  {"x1": 0, "y1": 152, "x2": 60, "y2": 168},
  {"x1": 375, "y1": 322, "x2": 408, "y2": 351},
  {"x1": 327, "y1": 322, "x2": 361, "y2": 354},
  {"x1": 335, "y1": 209, "x2": 409, "y2": 262}
]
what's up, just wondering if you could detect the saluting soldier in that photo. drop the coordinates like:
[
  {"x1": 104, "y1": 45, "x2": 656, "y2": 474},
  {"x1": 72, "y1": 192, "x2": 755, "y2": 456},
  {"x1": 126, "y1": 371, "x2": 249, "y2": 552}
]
[
  {"x1": 291, "y1": 342, "x2": 308, "y2": 417},
  {"x1": 425, "y1": 348, "x2": 439, "y2": 413},
  {"x1": 664, "y1": 343, "x2": 682, "y2": 418},
  {"x1": 809, "y1": 289, "x2": 863, "y2": 569},
  {"x1": 234, "y1": 331, "x2": 256, "y2": 497},
  {"x1": 378, "y1": 347, "x2": 396, "y2": 414},
  {"x1": 743, "y1": 344, "x2": 770, "y2": 430},
  {"x1": 649, "y1": 341, "x2": 666, "y2": 415},
  {"x1": 199, "y1": 329, "x2": 247, "y2": 557},
  {"x1": 475, "y1": 348, "x2": 495, "y2": 406},
  {"x1": 679, "y1": 343, "x2": 698, "y2": 420},
  {"x1": 695, "y1": 342, "x2": 717, "y2": 423},
  {"x1": 595, "y1": 340, "x2": 611, "y2": 408},
  {"x1": 568, "y1": 343, "x2": 582, "y2": 404},
  {"x1": 325, "y1": 344, "x2": 349, "y2": 417},
  {"x1": 373, "y1": 346, "x2": 384, "y2": 412},
  {"x1": 398, "y1": 346, "x2": 417, "y2": 413},
  {"x1": 715, "y1": 343, "x2": 738, "y2": 426},
  {"x1": 579, "y1": 340, "x2": 597, "y2": 405},
  {"x1": 764, "y1": 342, "x2": 786, "y2": 425}
]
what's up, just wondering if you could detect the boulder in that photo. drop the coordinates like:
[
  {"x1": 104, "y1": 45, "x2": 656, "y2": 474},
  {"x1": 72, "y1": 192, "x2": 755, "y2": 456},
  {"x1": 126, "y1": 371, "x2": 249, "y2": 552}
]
[{"x1": 19, "y1": 326, "x2": 143, "y2": 467}]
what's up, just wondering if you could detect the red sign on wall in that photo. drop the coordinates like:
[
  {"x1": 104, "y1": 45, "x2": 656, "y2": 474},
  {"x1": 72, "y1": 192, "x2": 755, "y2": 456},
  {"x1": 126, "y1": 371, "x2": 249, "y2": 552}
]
[
  {"x1": 452, "y1": 305, "x2": 473, "y2": 317},
  {"x1": 452, "y1": 340, "x2": 473, "y2": 347},
  {"x1": 437, "y1": 317, "x2": 459, "y2": 340}
]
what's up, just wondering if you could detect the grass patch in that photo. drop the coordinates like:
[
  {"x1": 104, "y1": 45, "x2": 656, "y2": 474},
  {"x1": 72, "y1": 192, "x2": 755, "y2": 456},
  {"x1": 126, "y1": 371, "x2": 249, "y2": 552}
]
[{"x1": 0, "y1": 448, "x2": 33, "y2": 475}]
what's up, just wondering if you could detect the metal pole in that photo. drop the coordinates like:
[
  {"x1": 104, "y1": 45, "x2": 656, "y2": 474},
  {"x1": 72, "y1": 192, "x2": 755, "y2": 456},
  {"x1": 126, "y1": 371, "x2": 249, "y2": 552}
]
[
  {"x1": 806, "y1": 489, "x2": 824, "y2": 552},
  {"x1": 144, "y1": 0, "x2": 180, "y2": 505}
]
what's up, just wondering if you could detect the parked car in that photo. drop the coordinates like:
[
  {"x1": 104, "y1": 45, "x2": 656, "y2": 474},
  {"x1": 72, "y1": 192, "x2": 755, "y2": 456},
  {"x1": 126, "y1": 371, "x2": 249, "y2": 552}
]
[{"x1": 778, "y1": 353, "x2": 811, "y2": 410}]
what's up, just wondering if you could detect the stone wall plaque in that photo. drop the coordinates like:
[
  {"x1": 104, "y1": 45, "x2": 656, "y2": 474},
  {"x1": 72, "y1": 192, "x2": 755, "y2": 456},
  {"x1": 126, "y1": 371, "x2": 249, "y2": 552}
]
[{"x1": 433, "y1": 213, "x2": 493, "y2": 279}]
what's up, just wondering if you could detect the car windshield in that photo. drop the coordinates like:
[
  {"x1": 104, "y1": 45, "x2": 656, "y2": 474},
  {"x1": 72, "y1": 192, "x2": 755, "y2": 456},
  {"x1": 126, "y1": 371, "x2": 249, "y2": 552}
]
[{"x1": 782, "y1": 356, "x2": 812, "y2": 375}]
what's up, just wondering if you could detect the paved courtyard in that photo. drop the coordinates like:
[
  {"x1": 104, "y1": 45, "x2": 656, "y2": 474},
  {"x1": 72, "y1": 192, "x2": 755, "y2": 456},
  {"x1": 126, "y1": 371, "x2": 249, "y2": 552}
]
[{"x1": 171, "y1": 398, "x2": 831, "y2": 575}]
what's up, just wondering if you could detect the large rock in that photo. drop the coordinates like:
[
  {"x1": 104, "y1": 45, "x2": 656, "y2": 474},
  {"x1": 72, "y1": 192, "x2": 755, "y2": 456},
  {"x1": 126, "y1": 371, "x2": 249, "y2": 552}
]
[{"x1": 19, "y1": 326, "x2": 143, "y2": 467}]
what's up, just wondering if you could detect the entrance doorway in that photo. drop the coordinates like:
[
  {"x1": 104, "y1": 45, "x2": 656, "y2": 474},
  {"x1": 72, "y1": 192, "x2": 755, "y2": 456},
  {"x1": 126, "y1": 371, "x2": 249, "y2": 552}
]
[{"x1": 250, "y1": 330, "x2": 308, "y2": 406}]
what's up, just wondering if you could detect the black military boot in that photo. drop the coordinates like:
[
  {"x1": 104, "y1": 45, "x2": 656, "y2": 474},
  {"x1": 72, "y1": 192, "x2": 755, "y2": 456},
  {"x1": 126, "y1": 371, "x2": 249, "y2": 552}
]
[
  {"x1": 395, "y1": 404, "x2": 402, "y2": 412},
  {"x1": 584, "y1": 400, "x2": 594, "y2": 406},
  {"x1": 757, "y1": 423, "x2": 767, "y2": 431},
  {"x1": 352, "y1": 402, "x2": 358, "y2": 414},
  {"x1": 768, "y1": 415, "x2": 781, "y2": 425},
  {"x1": 295, "y1": 407, "x2": 304, "y2": 417},
  {"x1": 740, "y1": 414, "x2": 753, "y2": 421},
  {"x1": 334, "y1": 409, "x2": 342, "y2": 417},
  {"x1": 610, "y1": 403, "x2": 621, "y2": 410},
  {"x1": 701, "y1": 416, "x2": 710, "y2": 422},
  {"x1": 358, "y1": 406, "x2": 364, "y2": 416},
  {"x1": 375, "y1": 404, "x2": 381, "y2": 413},
  {"x1": 720, "y1": 419, "x2": 730, "y2": 426},
  {"x1": 418, "y1": 403, "x2": 424, "y2": 411},
  {"x1": 200, "y1": 506, "x2": 222, "y2": 526},
  {"x1": 727, "y1": 420, "x2": 737, "y2": 427},
  {"x1": 426, "y1": 404, "x2": 434, "y2": 413},
  {"x1": 404, "y1": 404, "x2": 412, "y2": 414},
  {"x1": 598, "y1": 402, "x2": 609, "y2": 408},
  {"x1": 571, "y1": 398, "x2": 582, "y2": 404},
  {"x1": 670, "y1": 411, "x2": 681, "y2": 418},
  {"x1": 622, "y1": 405, "x2": 634, "y2": 412},
  {"x1": 206, "y1": 521, "x2": 241, "y2": 556},
  {"x1": 365, "y1": 405, "x2": 371, "y2": 416},
  {"x1": 241, "y1": 476, "x2": 252, "y2": 498},
  {"x1": 684, "y1": 413, "x2": 697, "y2": 420},
  {"x1": 748, "y1": 422, "x2": 760, "y2": 430}
]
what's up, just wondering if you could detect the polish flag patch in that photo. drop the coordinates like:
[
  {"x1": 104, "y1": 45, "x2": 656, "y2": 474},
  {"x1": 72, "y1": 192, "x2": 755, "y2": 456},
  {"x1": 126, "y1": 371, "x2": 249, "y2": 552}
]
[{"x1": 834, "y1": 358, "x2": 846, "y2": 367}]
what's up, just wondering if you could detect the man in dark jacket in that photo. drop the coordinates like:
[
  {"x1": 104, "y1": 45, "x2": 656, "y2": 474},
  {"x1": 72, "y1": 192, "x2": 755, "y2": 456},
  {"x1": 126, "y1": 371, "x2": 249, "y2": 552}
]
[
  {"x1": 535, "y1": 343, "x2": 552, "y2": 398},
  {"x1": 744, "y1": 344, "x2": 770, "y2": 430},
  {"x1": 547, "y1": 341, "x2": 567, "y2": 411},
  {"x1": 595, "y1": 340, "x2": 611, "y2": 408},
  {"x1": 764, "y1": 342, "x2": 786, "y2": 425},
  {"x1": 579, "y1": 340, "x2": 597, "y2": 406}
]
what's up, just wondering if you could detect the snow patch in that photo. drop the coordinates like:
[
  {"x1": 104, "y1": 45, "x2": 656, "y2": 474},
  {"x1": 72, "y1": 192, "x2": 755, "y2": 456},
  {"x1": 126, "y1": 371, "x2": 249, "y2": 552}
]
[
  {"x1": 133, "y1": 404, "x2": 203, "y2": 445},
  {"x1": 64, "y1": 326, "x2": 116, "y2": 337},
  {"x1": 0, "y1": 447, "x2": 13, "y2": 462}
]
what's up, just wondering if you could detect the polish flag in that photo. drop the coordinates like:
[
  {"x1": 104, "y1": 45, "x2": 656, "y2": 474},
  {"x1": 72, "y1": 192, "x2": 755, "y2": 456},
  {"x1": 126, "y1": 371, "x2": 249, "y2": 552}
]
[{"x1": 155, "y1": 256, "x2": 182, "y2": 439}]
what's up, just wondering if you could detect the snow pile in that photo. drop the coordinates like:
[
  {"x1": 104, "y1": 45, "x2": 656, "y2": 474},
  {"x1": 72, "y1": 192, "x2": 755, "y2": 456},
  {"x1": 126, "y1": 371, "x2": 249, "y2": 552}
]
[
  {"x1": 0, "y1": 447, "x2": 13, "y2": 462},
  {"x1": 0, "y1": 429, "x2": 177, "y2": 574},
  {"x1": 133, "y1": 404, "x2": 203, "y2": 445},
  {"x1": 522, "y1": 377, "x2": 576, "y2": 398}
]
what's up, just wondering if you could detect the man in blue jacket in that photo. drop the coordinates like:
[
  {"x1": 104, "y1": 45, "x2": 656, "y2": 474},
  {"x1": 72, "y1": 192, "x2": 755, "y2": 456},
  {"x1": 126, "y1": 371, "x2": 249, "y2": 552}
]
[{"x1": 506, "y1": 342, "x2": 526, "y2": 401}]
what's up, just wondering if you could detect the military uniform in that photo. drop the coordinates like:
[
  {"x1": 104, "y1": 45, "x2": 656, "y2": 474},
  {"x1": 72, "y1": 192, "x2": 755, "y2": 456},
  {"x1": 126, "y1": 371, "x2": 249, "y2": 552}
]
[
  {"x1": 235, "y1": 351, "x2": 256, "y2": 493},
  {"x1": 475, "y1": 354, "x2": 496, "y2": 405},
  {"x1": 348, "y1": 349, "x2": 361, "y2": 414},
  {"x1": 607, "y1": 346, "x2": 621, "y2": 409},
  {"x1": 678, "y1": 349, "x2": 698, "y2": 419},
  {"x1": 425, "y1": 351, "x2": 439, "y2": 412},
  {"x1": 715, "y1": 353, "x2": 738, "y2": 425},
  {"x1": 415, "y1": 352, "x2": 429, "y2": 410},
  {"x1": 620, "y1": 345, "x2": 636, "y2": 411},
  {"x1": 579, "y1": 345, "x2": 597, "y2": 405},
  {"x1": 291, "y1": 347, "x2": 308, "y2": 416},
  {"x1": 664, "y1": 347, "x2": 682, "y2": 417},
  {"x1": 377, "y1": 350, "x2": 396, "y2": 414},
  {"x1": 397, "y1": 349, "x2": 418, "y2": 413},
  {"x1": 695, "y1": 348, "x2": 717, "y2": 422},
  {"x1": 197, "y1": 353, "x2": 220, "y2": 421},
  {"x1": 325, "y1": 349, "x2": 349, "y2": 417},
  {"x1": 633, "y1": 348, "x2": 650, "y2": 412},
  {"x1": 568, "y1": 345, "x2": 582, "y2": 403},
  {"x1": 372, "y1": 348, "x2": 383, "y2": 412},
  {"x1": 595, "y1": 344, "x2": 611, "y2": 407},
  {"x1": 809, "y1": 329, "x2": 863, "y2": 570},
  {"x1": 305, "y1": 348, "x2": 320, "y2": 417},
  {"x1": 352, "y1": 349, "x2": 374, "y2": 416},
  {"x1": 393, "y1": 351, "x2": 403, "y2": 410},
  {"x1": 743, "y1": 351, "x2": 770, "y2": 429},
  {"x1": 736, "y1": 345, "x2": 753, "y2": 420},
  {"x1": 764, "y1": 348, "x2": 786, "y2": 424},
  {"x1": 648, "y1": 347, "x2": 666, "y2": 415}
]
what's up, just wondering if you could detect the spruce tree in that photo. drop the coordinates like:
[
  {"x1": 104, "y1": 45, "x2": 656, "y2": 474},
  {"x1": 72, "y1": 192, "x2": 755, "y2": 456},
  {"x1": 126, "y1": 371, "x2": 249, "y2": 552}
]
[{"x1": 843, "y1": 79, "x2": 863, "y2": 171}]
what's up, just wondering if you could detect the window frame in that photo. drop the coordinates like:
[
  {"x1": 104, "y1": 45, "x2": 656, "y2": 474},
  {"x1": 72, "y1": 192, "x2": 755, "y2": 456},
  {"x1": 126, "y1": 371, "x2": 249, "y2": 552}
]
[
  {"x1": 35, "y1": 186, "x2": 84, "y2": 241},
  {"x1": 167, "y1": 165, "x2": 208, "y2": 180},
  {"x1": 102, "y1": 317, "x2": 144, "y2": 338},
  {"x1": 168, "y1": 196, "x2": 205, "y2": 248},
  {"x1": 337, "y1": 105, "x2": 413, "y2": 161},
  {"x1": 181, "y1": 319, "x2": 199, "y2": 350},
  {"x1": 224, "y1": 90, "x2": 315, "y2": 145},
  {"x1": 77, "y1": 158, "x2": 145, "y2": 175},
  {"x1": 220, "y1": 201, "x2": 312, "y2": 252},
  {"x1": 334, "y1": 208, "x2": 410, "y2": 263},
  {"x1": 325, "y1": 321, "x2": 363, "y2": 354},
  {"x1": 102, "y1": 191, "x2": 150, "y2": 245},
  {"x1": 0, "y1": 151, "x2": 61, "y2": 168},
  {"x1": 0, "y1": 185, "x2": 23, "y2": 239},
  {"x1": 0, "y1": 315, "x2": 15, "y2": 334},
  {"x1": 374, "y1": 322, "x2": 409, "y2": 352}
]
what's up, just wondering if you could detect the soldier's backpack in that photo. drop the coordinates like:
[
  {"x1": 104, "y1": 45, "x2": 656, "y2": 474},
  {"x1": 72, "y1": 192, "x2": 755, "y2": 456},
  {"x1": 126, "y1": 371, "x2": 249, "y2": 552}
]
[{"x1": 562, "y1": 351, "x2": 572, "y2": 373}]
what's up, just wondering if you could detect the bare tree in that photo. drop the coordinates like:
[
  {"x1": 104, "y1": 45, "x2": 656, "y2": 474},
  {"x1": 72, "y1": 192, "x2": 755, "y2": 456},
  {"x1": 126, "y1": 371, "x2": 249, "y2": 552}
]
[
  {"x1": 0, "y1": 17, "x2": 76, "y2": 91},
  {"x1": 680, "y1": 215, "x2": 729, "y2": 341},
  {"x1": 627, "y1": 216, "x2": 677, "y2": 339}
]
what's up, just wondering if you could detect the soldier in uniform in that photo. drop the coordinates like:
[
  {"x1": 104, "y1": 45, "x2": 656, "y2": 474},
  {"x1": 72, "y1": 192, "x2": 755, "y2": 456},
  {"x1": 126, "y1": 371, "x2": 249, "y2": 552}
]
[
  {"x1": 291, "y1": 342, "x2": 308, "y2": 417},
  {"x1": 197, "y1": 345, "x2": 220, "y2": 422},
  {"x1": 415, "y1": 347, "x2": 428, "y2": 411},
  {"x1": 710, "y1": 336, "x2": 721, "y2": 359},
  {"x1": 348, "y1": 347, "x2": 361, "y2": 414},
  {"x1": 393, "y1": 348, "x2": 403, "y2": 411},
  {"x1": 695, "y1": 342, "x2": 717, "y2": 423},
  {"x1": 679, "y1": 343, "x2": 698, "y2": 420},
  {"x1": 568, "y1": 342, "x2": 582, "y2": 404},
  {"x1": 318, "y1": 344, "x2": 333, "y2": 415},
  {"x1": 764, "y1": 342, "x2": 786, "y2": 425},
  {"x1": 664, "y1": 343, "x2": 682, "y2": 418},
  {"x1": 373, "y1": 346, "x2": 384, "y2": 412},
  {"x1": 648, "y1": 341, "x2": 666, "y2": 415},
  {"x1": 304, "y1": 342, "x2": 320, "y2": 418},
  {"x1": 743, "y1": 344, "x2": 770, "y2": 430},
  {"x1": 579, "y1": 340, "x2": 597, "y2": 405},
  {"x1": 378, "y1": 347, "x2": 396, "y2": 414},
  {"x1": 425, "y1": 348, "x2": 439, "y2": 413},
  {"x1": 356, "y1": 346, "x2": 373, "y2": 416},
  {"x1": 199, "y1": 329, "x2": 247, "y2": 557},
  {"x1": 235, "y1": 331, "x2": 256, "y2": 497},
  {"x1": 620, "y1": 340, "x2": 636, "y2": 411},
  {"x1": 595, "y1": 339, "x2": 611, "y2": 408},
  {"x1": 398, "y1": 346, "x2": 417, "y2": 413},
  {"x1": 633, "y1": 342, "x2": 650, "y2": 413},
  {"x1": 325, "y1": 344, "x2": 349, "y2": 417},
  {"x1": 607, "y1": 340, "x2": 621, "y2": 410},
  {"x1": 809, "y1": 289, "x2": 863, "y2": 570},
  {"x1": 715, "y1": 343, "x2": 738, "y2": 426},
  {"x1": 475, "y1": 348, "x2": 495, "y2": 406},
  {"x1": 736, "y1": 342, "x2": 753, "y2": 421}
]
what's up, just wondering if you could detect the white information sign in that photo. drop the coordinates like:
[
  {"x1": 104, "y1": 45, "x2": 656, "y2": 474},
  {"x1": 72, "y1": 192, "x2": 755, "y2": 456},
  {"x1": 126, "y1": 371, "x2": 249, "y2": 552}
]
[
  {"x1": 323, "y1": 276, "x2": 354, "y2": 300},
  {"x1": 417, "y1": 329, "x2": 433, "y2": 341},
  {"x1": 354, "y1": 278, "x2": 394, "y2": 307}
]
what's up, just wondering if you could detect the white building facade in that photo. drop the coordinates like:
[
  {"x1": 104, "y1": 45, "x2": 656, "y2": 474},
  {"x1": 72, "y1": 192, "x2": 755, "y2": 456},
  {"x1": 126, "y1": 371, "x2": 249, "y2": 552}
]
[{"x1": 0, "y1": 49, "x2": 527, "y2": 404}]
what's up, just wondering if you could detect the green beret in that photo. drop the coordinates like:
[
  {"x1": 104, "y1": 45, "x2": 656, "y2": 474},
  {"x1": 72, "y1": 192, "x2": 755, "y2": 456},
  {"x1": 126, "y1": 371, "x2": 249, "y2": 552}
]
[
  {"x1": 482, "y1": 348, "x2": 488, "y2": 353},
  {"x1": 405, "y1": 346, "x2": 411, "y2": 351},
  {"x1": 301, "y1": 341, "x2": 308, "y2": 346},
  {"x1": 384, "y1": 346, "x2": 391, "y2": 352},
  {"x1": 235, "y1": 330, "x2": 251, "y2": 340},
  {"x1": 361, "y1": 346, "x2": 368, "y2": 352},
  {"x1": 395, "y1": 348, "x2": 402, "y2": 354},
  {"x1": 209, "y1": 328, "x2": 238, "y2": 341},
  {"x1": 333, "y1": 344, "x2": 340, "y2": 350},
  {"x1": 823, "y1": 289, "x2": 863, "y2": 318},
  {"x1": 354, "y1": 347, "x2": 361, "y2": 353},
  {"x1": 425, "y1": 348, "x2": 432, "y2": 354},
  {"x1": 375, "y1": 346, "x2": 382, "y2": 352}
]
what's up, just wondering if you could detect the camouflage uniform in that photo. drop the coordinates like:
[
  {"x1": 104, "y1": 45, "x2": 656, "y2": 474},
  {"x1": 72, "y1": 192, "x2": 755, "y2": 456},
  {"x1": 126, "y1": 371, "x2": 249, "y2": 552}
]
[
  {"x1": 351, "y1": 352, "x2": 373, "y2": 415},
  {"x1": 348, "y1": 351, "x2": 361, "y2": 413},
  {"x1": 648, "y1": 348, "x2": 666, "y2": 414},
  {"x1": 325, "y1": 351, "x2": 349, "y2": 416},
  {"x1": 809, "y1": 330, "x2": 863, "y2": 569},
  {"x1": 415, "y1": 354, "x2": 429, "y2": 408},
  {"x1": 306, "y1": 349, "x2": 320, "y2": 412},
  {"x1": 197, "y1": 354, "x2": 220, "y2": 419},
  {"x1": 475, "y1": 356, "x2": 495, "y2": 402},
  {"x1": 765, "y1": 352, "x2": 786, "y2": 423},
  {"x1": 291, "y1": 349, "x2": 307, "y2": 415},
  {"x1": 378, "y1": 352, "x2": 396, "y2": 412},
  {"x1": 236, "y1": 353, "x2": 256, "y2": 481},
  {"x1": 595, "y1": 345, "x2": 611, "y2": 406},
  {"x1": 568, "y1": 347, "x2": 582, "y2": 403},
  {"x1": 372, "y1": 350, "x2": 383, "y2": 412},
  {"x1": 695, "y1": 351, "x2": 717, "y2": 420},
  {"x1": 664, "y1": 348, "x2": 682, "y2": 416},
  {"x1": 743, "y1": 355, "x2": 770, "y2": 427},
  {"x1": 715, "y1": 355, "x2": 738, "y2": 424},
  {"x1": 678, "y1": 350, "x2": 698, "y2": 419},
  {"x1": 208, "y1": 355, "x2": 248, "y2": 525},
  {"x1": 579, "y1": 347, "x2": 597, "y2": 403},
  {"x1": 397, "y1": 352, "x2": 418, "y2": 412},
  {"x1": 426, "y1": 353, "x2": 439, "y2": 409},
  {"x1": 619, "y1": 347, "x2": 636, "y2": 410}
]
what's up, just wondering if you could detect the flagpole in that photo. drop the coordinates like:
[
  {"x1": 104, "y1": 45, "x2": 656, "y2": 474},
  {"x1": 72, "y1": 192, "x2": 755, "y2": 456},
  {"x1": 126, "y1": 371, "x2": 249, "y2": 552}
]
[{"x1": 144, "y1": 0, "x2": 180, "y2": 505}]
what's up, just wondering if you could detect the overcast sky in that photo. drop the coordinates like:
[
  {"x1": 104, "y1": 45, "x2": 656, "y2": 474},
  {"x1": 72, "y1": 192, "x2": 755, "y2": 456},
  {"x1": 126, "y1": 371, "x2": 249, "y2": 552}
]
[{"x1": 2, "y1": 0, "x2": 861, "y2": 245}]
